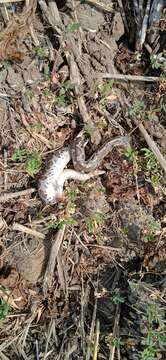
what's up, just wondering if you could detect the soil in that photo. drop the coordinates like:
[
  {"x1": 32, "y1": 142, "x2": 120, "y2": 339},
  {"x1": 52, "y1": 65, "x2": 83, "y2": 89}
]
[{"x1": 0, "y1": 1, "x2": 165, "y2": 359}]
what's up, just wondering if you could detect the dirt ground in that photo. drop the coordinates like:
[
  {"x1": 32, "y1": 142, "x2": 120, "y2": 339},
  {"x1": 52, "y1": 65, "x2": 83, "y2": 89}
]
[{"x1": 0, "y1": 1, "x2": 166, "y2": 359}]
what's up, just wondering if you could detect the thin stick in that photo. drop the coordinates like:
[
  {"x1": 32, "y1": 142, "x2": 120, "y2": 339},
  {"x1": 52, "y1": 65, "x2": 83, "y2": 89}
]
[
  {"x1": 134, "y1": 120, "x2": 166, "y2": 174},
  {"x1": 13, "y1": 222, "x2": 45, "y2": 240},
  {"x1": 43, "y1": 226, "x2": 66, "y2": 293},
  {"x1": 109, "y1": 306, "x2": 120, "y2": 360},
  {"x1": 93, "y1": 319, "x2": 100, "y2": 360},
  {"x1": 125, "y1": 94, "x2": 166, "y2": 173},
  {"x1": 0, "y1": 188, "x2": 35, "y2": 202},
  {"x1": 102, "y1": 73, "x2": 164, "y2": 83},
  {"x1": 86, "y1": 296, "x2": 97, "y2": 360}
]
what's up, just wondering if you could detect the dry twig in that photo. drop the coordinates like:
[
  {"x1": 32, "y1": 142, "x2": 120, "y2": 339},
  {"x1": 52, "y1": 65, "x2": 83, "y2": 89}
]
[
  {"x1": 86, "y1": 291, "x2": 98, "y2": 360},
  {"x1": 93, "y1": 319, "x2": 100, "y2": 360},
  {"x1": 109, "y1": 305, "x2": 120, "y2": 360},
  {"x1": 43, "y1": 226, "x2": 66, "y2": 294},
  {"x1": 134, "y1": 120, "x2": 166, "y2": 174},
  {"x1": 0, "y1": 188, "x2": 35, "y2": 202},
  {"x1": 125, "y1": 98, "x2": 166, "y2": 173},
  {"x1": 103, "y1": 73, "x2": 165, "y2": 83},
  {"x1": 12, "y1": 222, "x2": 45, "y2": 240}
]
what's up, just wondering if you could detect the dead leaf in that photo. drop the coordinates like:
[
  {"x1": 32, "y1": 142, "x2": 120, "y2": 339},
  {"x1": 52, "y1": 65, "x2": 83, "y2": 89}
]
[
  {"x1": 0, "y1": 0, "x2": 37, "y2": 62},
  {"x1": 0, "y1": 267, "x2": 29, "y2": 309}
]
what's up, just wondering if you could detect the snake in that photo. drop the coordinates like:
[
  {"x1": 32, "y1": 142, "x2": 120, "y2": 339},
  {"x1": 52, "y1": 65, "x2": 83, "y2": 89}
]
[{"x1": 38, "y1": 132, "x2": 130, "y2": 204}]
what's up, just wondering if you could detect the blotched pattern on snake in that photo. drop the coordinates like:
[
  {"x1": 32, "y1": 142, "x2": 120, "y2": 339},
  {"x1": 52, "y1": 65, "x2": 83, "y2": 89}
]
[{"x1": 38, "y1": 132, "x2": 130, "y2": 204}]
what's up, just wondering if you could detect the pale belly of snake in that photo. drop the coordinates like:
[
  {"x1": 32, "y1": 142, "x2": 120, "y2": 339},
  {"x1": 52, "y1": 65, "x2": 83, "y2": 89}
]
[{"x1": 38, "y1": 132, "x2": 130, "y2": 204}]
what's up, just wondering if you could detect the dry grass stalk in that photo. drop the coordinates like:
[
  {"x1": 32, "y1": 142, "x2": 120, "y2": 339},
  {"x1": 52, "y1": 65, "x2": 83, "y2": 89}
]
[
  {"x1": 103, "y1": 73, "x2": 165, "y2": 82},
  {"x1": 0, "y1": 188, "x2": 35, "y2": 202},
  {"x1": 86, "y1": 296, "x2": 97, "y2": 360},
  {"x1": 124, "y1": 98, "x2": 166, "y2": 174},
  {"x1": 135, "y1": 120, "x2": 166, "y2": 174},
  {"x1": 43, "y1": 226, "x2": 66, "y2": 294},
  {"x1": 93, "y1": 319, "x2": 100, "y2": 360},
  {"x1": 109, "y1": 305, "x2": 120, "y2": 360},
  {"x1": 12, "y1": 222, "x2": 45, "y2": 240}
]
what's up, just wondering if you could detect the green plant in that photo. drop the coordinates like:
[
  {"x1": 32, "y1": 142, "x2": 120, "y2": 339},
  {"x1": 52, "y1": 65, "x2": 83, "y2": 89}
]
[
  {"x1": 111, "y1": 336, "x2": 123, "y2": 348},
  {"x1": 43, "y1": 88, "x2": 52, "y2": 97},
  {"x1": 144, "y1": 214, "x2": 161, "y2": 243},
  {"x1": 129, "y1": 99, "x2": 163, "y2": 122},
  {"x1": 141, "y1": 328, "x2": 166, "y2": 360},
  {"x1": 28, "y1": 122, "x2": 43, "y2": 133},
  {"x1": 99, "y1": 80, "x2": 114, "y2": 96},
  {"x1": 67, "y1": 188, "x2": 79, "y2": 202},
  {"x1": 97, "y1": 118, "x2": 107, "y2": 130},
  {"x1": 33, "y1": 46, "x2": 48, "y2": 58},
  {"x1": 43, "y1": 64, "x2": 50, "y2": 80},
  {"x1": 84, "y1": 125, "x2": 95, "y2": 136},
  {"x1": 48, "y1": 217, "x2": 78, "y2": 230},
  {"x1": 25, "y1": 151, "x2": 42, "y2": 177},
  {"x1": 11, "y1": 149, "x2": 42, "y2": 176},
  {"x1": 150, "y1": 52, "x2": 166, "y2": 70},
  {"x1": 0, "y1": 298, "x2": 10, "y2": 325},
  {"x1": 159, "y1": 97, "x2": 166, "y2": 113},
  {"x1": 125, "y1": 146, "x2": 138, "y2": 162},
  {"x1": 105, "y1": 334, "x2": 123, "y2": 349},
  {"x1": 98, "y1": 80, "x2": 114, "y2": 107},
  {"x1": 66, "y1": 22, "x2": 80, "y2": 33},
  {"x1": 128, "y1": 100, "x2": 146, "y2": 118},
  {"x1": 11, "y1": 149, "x2": 27, "y2": 162},
  {"x1": 96, "y1": 186, "x2": 106, "y2": 194},
  {"x1": 86, "y1": 212, "x2": 105, "y2": 234},
  {"x1": 57, "y1": 80, "x2": 74, "y2": 107},
  {"x1": 141, "y1": 148, "x2": 158, "y2": 172},
  {"x1": 24, "y1": 89, "x2": 34, "y2": 102},
  {"x1": 140, "y1": 303, "x2": 166, "y2": 359},
  {"x1": 147, "y1": 304, "x2": 165, "y2": 329},
  {"x1": 112, "y1": 292, "x2": 125, "y2": 304},
  {"x1": 150, "y1": 174, "x2": 160, "y2": 187},
  {"x1": 141, "y1": 344, "x2": 156, "y2": 360}
]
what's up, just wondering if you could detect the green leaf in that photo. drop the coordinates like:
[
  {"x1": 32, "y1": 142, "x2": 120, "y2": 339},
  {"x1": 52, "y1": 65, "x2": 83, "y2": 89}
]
[
  {"x1": 66, "y1": 23, "x2": 80, "y2": 32},
  {"x1": 0, "y1": 298, "x2": 10, "y2": 323},
  {"x1": 48, "y1": 218, "x2": 78, "y2": 230},
  {"x1": 11, "y1": 149, "x2": 27, "y2": 162},
  {"x1": 25, "y1": 151, "x2": 42, "y2": 177}
]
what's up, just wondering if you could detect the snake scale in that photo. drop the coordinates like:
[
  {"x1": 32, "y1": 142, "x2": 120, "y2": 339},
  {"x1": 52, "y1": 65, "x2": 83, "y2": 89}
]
[{"x1": 38, "y1": 132, "x2": 130, "y2": 204}]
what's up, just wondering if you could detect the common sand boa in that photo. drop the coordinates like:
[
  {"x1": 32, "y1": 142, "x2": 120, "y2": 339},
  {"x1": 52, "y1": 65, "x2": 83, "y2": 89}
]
[{"x1": 38, "y1": 132, "x2": 130, "y2": 204}]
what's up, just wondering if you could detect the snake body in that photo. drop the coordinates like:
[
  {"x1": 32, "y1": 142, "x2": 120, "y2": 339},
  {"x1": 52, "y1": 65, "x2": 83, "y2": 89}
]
[
  {"x1": 38, "y1": 133, "x2": 130, "y2": 204},
  {"x1": 71, "y1": 132, "x2": 130, "y2": 173}
]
